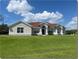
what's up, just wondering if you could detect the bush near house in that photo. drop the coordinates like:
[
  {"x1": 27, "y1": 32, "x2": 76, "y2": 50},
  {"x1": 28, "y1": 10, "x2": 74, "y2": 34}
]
[{"x1": 0, "y1": 35, "x2": 77, "y2": 59}]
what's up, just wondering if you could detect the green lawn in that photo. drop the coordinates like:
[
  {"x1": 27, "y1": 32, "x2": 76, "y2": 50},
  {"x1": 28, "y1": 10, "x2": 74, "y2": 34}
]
[{"x1": 0, "y1": 35, "x2": 77, "y2": 59}]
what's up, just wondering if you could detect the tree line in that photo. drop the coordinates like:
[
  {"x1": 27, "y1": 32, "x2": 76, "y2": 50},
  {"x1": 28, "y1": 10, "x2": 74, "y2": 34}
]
[{"x1": 0, "y1": 14, "x2": 9, "y2": 34}]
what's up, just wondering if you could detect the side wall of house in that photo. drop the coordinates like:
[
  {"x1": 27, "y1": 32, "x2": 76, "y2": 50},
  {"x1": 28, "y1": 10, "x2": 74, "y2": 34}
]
[
  {"x1": 9, "y1": 23, "x2": 32, "y2": 35},
  {"x1": 53, "y1": 26, "x2": 64, "y2": 35}
]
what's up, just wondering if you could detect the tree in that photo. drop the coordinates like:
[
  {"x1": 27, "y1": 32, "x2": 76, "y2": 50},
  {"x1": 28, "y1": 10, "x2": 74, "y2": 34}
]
[
  {"x1": 0, "y1": 14, "x2": 9, "y2": 34},
  {"x1": 65, "y1": 30, "x2": 77, "y2": 35},
  {"x1": 0, "y1": 24, "x2": 9, "y2": 34}
]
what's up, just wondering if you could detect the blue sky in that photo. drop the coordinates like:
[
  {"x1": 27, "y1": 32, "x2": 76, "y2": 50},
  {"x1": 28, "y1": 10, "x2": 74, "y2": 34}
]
[{"x1": 0, "y1": 0, "x2": 78, "y2": 30}]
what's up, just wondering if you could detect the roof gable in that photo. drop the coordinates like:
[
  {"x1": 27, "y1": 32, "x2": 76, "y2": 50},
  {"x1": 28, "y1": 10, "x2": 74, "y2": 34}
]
[{"x1": 9, "y1": 21, "x2": 32, "y2": 28}]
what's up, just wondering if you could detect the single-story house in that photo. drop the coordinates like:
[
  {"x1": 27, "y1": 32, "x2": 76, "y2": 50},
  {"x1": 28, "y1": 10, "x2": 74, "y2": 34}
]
[{"x1": 9, "y1": 21, "x2": 65, "y2": 35}]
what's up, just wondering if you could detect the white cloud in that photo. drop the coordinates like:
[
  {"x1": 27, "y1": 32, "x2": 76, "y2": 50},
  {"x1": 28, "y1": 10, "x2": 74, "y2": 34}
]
[
  {"x1": 6, "y1": 0, "x2": 33, "y2": 14},
  {"x1": 6, "y1": 0, "x2": 63, "y2": 23},
  {"x1": 22, "y1": 11, "x2": 63, "y2": 23},
  {"x1": 48, "y1": 11, "x2": 63, "y2": 23},
  {"x1": 66, "y1": 16, "x2": 77, "y2": 30}
]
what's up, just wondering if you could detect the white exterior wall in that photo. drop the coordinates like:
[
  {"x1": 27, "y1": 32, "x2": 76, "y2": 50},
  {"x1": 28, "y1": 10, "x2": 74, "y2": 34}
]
[
  {"x1": 9, "y1": 23, "x2": 32, "y2": 35},
  {"x1": 53, "y1": 29, "x2": 58, "y2": 35},
  {"x1": 45, "y1": 25, "x2": 48, "y2": 35},
  {"x1": 60, "y1": 29, "x2": 64, "y2": 35},
  {"x1": 37, "y1": 28, "x2": 42, "y2": 35},
  {"x1": 60, "y1": 26, "x2": 64, "y2": 35}
]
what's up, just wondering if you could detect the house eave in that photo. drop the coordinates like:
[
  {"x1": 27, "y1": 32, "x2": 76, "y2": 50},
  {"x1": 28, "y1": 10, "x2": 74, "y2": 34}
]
[{"x1": 9, "y1": 21, "x2": 32, "y2": 28}]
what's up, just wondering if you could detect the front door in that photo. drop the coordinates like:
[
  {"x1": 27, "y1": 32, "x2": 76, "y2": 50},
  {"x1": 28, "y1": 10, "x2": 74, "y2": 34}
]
[{"x1": 42, "y1": 26, "x2": 46, "y2": 35}]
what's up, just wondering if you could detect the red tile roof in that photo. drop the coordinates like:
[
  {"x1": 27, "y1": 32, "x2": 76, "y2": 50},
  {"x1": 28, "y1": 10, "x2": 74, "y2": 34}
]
[
  {"x1": 29, "y1": 22, "x2": 57, "y2": 28},
  {"x1": 31, "y1": 22, "x2": 42, "y2": 27}
]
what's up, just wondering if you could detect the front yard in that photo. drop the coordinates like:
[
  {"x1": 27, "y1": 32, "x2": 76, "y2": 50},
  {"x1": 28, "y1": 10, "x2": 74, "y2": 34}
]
[{"x1": 0, "y1": 35, "x2": 77, "y2": 59}]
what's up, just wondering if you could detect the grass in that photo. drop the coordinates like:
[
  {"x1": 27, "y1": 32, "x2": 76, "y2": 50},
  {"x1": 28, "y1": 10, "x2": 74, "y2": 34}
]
[{"x1": 0, "y1": 35, "x2": 77, "y2": 59}]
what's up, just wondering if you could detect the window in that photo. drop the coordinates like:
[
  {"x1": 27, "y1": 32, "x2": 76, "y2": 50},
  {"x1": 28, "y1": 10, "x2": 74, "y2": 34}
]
[{"x1": 17, "y1": 27, "x2": 24, "y2": 33}]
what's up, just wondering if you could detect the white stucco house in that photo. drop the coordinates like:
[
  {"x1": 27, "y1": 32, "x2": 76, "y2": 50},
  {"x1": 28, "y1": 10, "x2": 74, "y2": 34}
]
[{"x1": 9, "y1": 21, "x2": 65, "y2": 35}]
